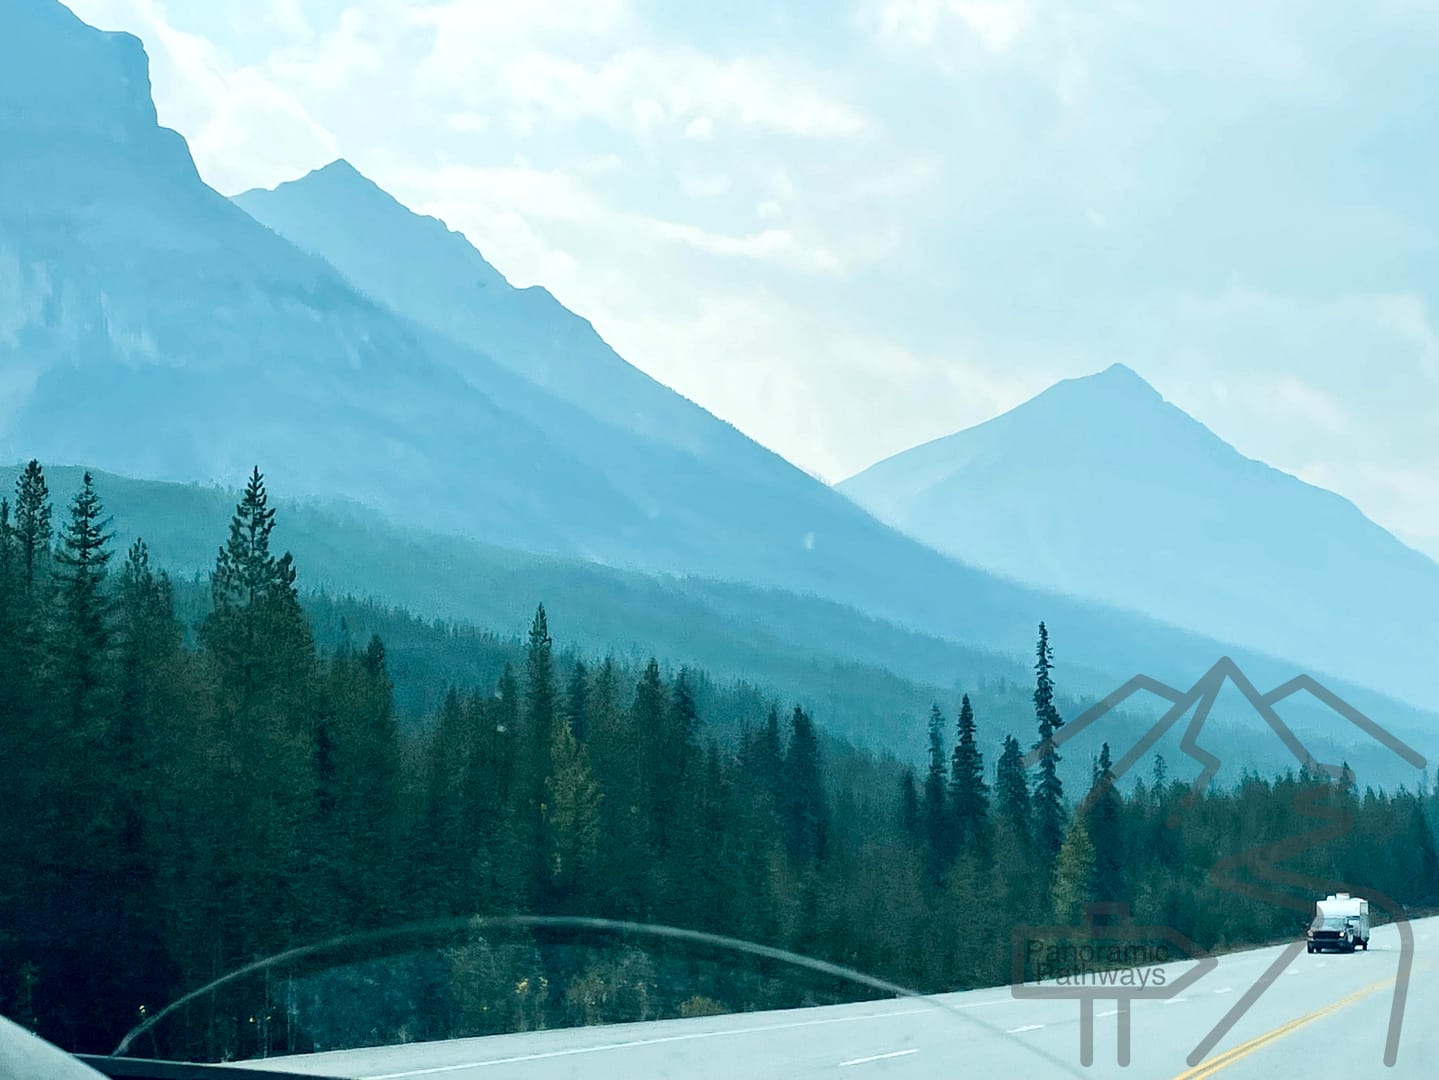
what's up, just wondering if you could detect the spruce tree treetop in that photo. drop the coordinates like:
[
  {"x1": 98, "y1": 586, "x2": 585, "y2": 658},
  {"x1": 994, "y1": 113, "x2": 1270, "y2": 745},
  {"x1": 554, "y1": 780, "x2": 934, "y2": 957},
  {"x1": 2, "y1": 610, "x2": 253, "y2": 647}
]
[
  {"x1": 525, "y1": 603, "x2": 556, "y2": 737},
  {"x1": 926, "y1": 703, "x2": 947, "y2": 794},
  {"x1": 15, "y1": 458, "x2": 52, "y2": 593},
  {"x1": 202, "y1": 467, "x2": 313, "y2": 744},
  {"x1": 55, "y1": 472, "x2": 114, "y2": 572},
  {"x1": 950, "y1": 693, "x2": 991, "y2": 853},
  {"x1": 363, "y1": 634, "x2": 387, "y2": 679},
  {"x1": 996, "y1": 734, "x2": 1030, "y2": 840},
  {"x1": 1092, "y1": 741, "x2": 1113, "y2": 788},
  {"x1": 1085, "y1": 741, "x2": 1125, "y2": 902},
  {"x1": 523, "y1": 604, "x2": 558, "y2": 885},
  {"x1": 1031, "y1": 622, "x2": 1068, "y2": 862},
  {"x1": 921, "y1": 702, "x2": 949, "y2": 872},
  {"x1": 1032, "y1": 622, "x2": 1063, "y2": 746},
  {"x1": 54, "y1": 472, "x2": 115, "y2": 725},
  {"x1": 528, "y1": 603, "x2": 551, "y2": 651},
  {"x1": 750, "y1": 705, "x2": 784, "y2": 811},
  {"x1": 0, "y1": 497, "x2": 13, "y2": 589},
  {"x1": 116, "y1": 539, "x2": 177, "y2": 658},
  {"x1": 783, "y1": 705, "x2": 827, "y2": 864},
  {"x1": 211, "y1": 467, "x2": 284, "y2": 611}
]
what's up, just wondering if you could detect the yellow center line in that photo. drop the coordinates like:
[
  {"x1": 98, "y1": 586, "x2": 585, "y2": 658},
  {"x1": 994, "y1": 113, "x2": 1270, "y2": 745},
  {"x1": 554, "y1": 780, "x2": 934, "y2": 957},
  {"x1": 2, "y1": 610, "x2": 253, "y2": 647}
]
[{"x1": 1172, "y1": 973, "x2": 1400, "y2": 1080}]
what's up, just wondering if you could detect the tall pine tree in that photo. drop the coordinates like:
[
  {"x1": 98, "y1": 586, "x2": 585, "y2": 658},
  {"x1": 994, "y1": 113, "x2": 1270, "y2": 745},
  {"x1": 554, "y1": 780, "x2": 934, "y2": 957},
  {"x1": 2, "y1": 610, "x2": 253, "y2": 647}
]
[
  {"x1": 949, "y1": 694, "x2": 990, "y2": 858},
  {"x1": 524, "y1": 604, "x2": 556, "y2": 799},
  {"x1": 995, "y1": 736, "x2": 1029, "y2": 834},
  {"x1": 1050, "y1": 818, "x2": 1097, "y2": 924},
  {"x1": 1031, "y1": 622, "x2": 1067, "y2": 864},
  {"x1": 14, "y1": 459, "x2": 51, "y2": 600},
  {"x1": 200, "y1": 468, "x2": 316, "y2": 967},
  {"x1": 52, "y1": 472, "x2": 114, "y2": 728},
  {"x1": 523, "y1": 605, "x2": 556, "y2": 898},
  {"x1": 542, "y1": 714, "x2": 603, "y2": 912},
  {"x1": 0, "y1": 498, "x2": 18, "y2": 717},
  {"x1": 0, "y1": 498, "x2": 14, "y2": 629},
  {"x1": 921, "y1": 703, "x2": 950, "y2": 878},
  {"x1": 1084, "y1": 742, "x2": 1125, "y2": 902},
  {"x1": 9, "y1": 463, "x2": 52, "y2": 713},
  {"x1": 782, "y1": 706, "x2": 827, "y2": 865}
]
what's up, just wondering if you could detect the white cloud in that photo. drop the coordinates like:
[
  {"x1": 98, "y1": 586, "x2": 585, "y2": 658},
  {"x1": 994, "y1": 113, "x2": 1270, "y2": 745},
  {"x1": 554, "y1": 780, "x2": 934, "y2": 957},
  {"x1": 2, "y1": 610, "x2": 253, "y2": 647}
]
[
  {"x1": 1145, "y1": 286, "x2": 1439, "y2": 548},
  {"x1": 1374, "y1": 293, "x2": 1439, "y2": 382},
  {"x1": 864, "y1": 0, "x2": 1031, "y2": 53},
  {"x1": 404, "y1": 0, "x2": 633, "y2": 43},
  {"x1": 446, "y1": 112, "x2": 490, "y2": 133},
  {"x1": 952, "y1": 0, "x2": 1031, "y2": 52},
  {"x1": 679, "y1": 173, "x2": 733, "y2": 199},
  {"x1": 683, "y1": 115, "x2": 714, "y2": 140},
  {"x1": 383, "y1": 163, "x2": 853, "y2": 277},
  {"x1": 418, "y1": 44, "x2": 868, "y2": 139},
  {"x1": 868, "y1": 0, "x2": 945, "y2": 47},
  {"x1": 266, "y1": 7, "x2": 384, "y2": 93},
  {"x1": 254, "y1": 0, "x2": 313, "y2": 40},
  {"x1": 187, "y1": 69, "x2": 340, "y2": 193},
  {"x1": 1227, "y1": 374, "x2": 1351, "y2": 435},
  {"x1": 577, "y1": 153, "x2": 625, "y2": 175},
  {"x1": 593, "y1": 290, "x2": 1049, "y2": 481},
  {"x1": 657, "y1": 224, "x2": 844, "y2": 273}
]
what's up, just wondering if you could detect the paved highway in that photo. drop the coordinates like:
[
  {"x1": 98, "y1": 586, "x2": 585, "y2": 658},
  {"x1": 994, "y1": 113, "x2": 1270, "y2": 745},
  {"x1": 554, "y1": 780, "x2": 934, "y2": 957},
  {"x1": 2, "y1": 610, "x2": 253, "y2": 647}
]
[{"x1": 238, "y1": 915, "x2": 1439, "y2": 1079}]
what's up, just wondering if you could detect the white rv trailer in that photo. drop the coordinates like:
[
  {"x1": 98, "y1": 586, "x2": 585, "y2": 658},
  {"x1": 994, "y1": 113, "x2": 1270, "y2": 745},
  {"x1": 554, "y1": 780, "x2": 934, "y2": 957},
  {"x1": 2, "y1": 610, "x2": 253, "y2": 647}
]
[{"x1": 1307, "y1": 892, "x2": 1370, "y2": 953}]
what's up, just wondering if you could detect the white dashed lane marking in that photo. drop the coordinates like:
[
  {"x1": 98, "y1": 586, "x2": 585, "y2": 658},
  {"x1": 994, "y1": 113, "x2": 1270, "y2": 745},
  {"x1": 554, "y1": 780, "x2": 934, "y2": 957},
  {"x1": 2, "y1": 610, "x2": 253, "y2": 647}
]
[{"x1": 839, "y1": 1050, "x2": 919, "y2": 1067}]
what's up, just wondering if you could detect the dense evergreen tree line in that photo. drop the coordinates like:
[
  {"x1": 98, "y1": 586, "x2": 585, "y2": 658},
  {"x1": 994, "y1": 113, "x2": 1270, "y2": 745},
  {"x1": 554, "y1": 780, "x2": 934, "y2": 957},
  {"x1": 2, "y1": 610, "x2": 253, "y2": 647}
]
[{"x1": 2, "y1": 463, "x2": 1437, "y2": 1060}]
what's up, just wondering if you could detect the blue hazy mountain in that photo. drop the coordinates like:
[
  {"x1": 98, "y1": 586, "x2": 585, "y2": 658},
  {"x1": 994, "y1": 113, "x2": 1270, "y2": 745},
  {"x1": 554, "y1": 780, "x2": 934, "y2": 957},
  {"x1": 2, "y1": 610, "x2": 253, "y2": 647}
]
[
  {"x1": 840, "y1": 363, "x2": 1439, "y2": 710},
  {"x1": 5, "y1": 0, "x2": 1426, "y2": 728},
  {"x1": 0, "y1": 0, "x2": 667, "y2": 559},
  {"x1": 234, "y1": 160, "x2": 741, "y2": 463}
]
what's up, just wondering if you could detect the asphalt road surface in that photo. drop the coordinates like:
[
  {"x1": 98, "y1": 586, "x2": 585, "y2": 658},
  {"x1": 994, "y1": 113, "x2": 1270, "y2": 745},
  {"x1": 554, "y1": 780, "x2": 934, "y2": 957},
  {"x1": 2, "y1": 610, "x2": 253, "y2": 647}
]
[{"x1": 238, "y1": 915, "x2": 1439, "y2": 1080}]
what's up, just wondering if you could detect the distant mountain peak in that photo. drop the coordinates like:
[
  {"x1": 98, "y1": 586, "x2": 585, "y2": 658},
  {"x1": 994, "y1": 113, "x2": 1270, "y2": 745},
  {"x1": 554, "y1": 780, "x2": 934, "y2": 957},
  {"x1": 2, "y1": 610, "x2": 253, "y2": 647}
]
[
  {"x1": 314, "y1": 157, "x2": 365, "y2": 178},
  {"x1": 240, "y1": 162, "x2": 513, "y2": 294},
  {"x1": 233, "y1": 163, "x2": 753, "y2": 459},
  {"x1": 305, "y1": 158, "x2": 385, "y2": 193},
  {"x1": 281, "y1": 158, "x2": 396, "y2": 206},
  {"x1": 1056, "y1": 362, "x2": 1163, "y2": 403},
  {"x1": 840, "y1": 356, "x2": 1439, "y2": 713}
]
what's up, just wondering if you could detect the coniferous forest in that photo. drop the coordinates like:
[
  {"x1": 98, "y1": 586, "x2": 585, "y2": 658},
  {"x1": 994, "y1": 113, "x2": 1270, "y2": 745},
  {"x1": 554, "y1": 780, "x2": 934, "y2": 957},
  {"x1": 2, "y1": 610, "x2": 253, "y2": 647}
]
[{"x1": 2, "y1": 463, "x2": 1438, "y2": 1061}]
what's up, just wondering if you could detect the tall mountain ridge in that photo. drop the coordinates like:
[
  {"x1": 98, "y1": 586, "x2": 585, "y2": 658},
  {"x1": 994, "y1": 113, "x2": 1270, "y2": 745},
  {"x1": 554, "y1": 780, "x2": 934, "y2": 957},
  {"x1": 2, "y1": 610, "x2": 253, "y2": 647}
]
[
  {"x1": 2, "y1": 0, "x2": 1430, "y2": 766},
  {"x1": 841, "y1": 363, "x2": 1439, "y2": 709},
  {"x1": 235, "y1": 160, "x2": 746, "y2": 464}
]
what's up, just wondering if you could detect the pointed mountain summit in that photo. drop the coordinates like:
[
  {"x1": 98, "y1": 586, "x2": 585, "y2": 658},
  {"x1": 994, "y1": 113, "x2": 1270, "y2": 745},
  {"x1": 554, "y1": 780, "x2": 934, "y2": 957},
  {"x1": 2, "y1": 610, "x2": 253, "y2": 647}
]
[
  {"x1": 235, "y1": 161, "x2": 741, "y2": 461},
  {"x1": 244, "y1": 159, "x2": 510, "y2": 293},
  {"x1": 840, "y1": 366, "x2": 1439, "y2": 709}
]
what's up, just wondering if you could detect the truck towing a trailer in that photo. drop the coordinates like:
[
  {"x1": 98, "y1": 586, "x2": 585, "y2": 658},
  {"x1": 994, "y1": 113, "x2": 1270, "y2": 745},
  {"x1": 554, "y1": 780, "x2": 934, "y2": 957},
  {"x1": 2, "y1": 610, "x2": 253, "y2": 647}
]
[{"x1": 1307, "y1": 893, "x2": 1370, "y2": 953}]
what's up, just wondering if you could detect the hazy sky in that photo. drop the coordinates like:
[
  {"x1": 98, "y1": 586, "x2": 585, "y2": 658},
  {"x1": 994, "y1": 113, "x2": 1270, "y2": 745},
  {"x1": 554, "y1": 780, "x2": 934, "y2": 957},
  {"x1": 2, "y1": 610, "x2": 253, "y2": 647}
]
[{"x1": 62, "y1": 0, "x2": 1439, "y2": 557}]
